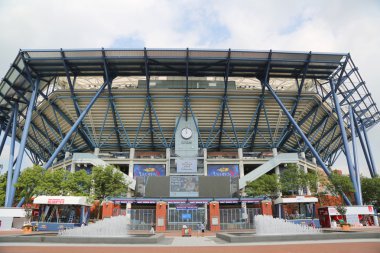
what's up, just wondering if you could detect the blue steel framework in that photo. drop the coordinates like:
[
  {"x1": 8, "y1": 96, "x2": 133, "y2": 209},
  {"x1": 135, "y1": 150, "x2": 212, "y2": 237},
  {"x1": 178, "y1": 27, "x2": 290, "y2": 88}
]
[{"x1": 0, "y1": 49, "x2": 379, "y2": 207}]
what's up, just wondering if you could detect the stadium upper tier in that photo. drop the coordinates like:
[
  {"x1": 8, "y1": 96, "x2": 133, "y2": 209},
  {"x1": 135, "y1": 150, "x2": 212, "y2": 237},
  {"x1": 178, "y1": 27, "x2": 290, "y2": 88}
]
[{"x1": 0, "y1": 49, "x2": 379, "y2": 165}]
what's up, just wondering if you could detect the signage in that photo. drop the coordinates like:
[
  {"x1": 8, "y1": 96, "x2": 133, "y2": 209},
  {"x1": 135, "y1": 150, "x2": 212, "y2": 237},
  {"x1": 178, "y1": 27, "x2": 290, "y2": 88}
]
[
  {"x1": 177, "y1": 159, "x2": 197, "y2": 173},
  {"x1": 47, "y1": 199, "x2": 64, "y2": 204},
  {"x1": 175, "y1": 204, "x2": 198, "y2": 210},
  {"x1": 170, "y1": 176, "x2": 199, "y2": 197},
  {"x1": 133, "y1": 164, "x2": 166, "y2": 178},
  {"x1": 207, "y1": 164, "x2": 239, "y2": 177},
  {"x1": 182, "y1": 213, "x2": 192, "y2": 220}
]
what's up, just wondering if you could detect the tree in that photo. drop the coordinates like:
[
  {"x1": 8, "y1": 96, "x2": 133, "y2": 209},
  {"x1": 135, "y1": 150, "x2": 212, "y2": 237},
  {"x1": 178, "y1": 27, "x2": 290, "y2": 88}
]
[
  {"x1": 0, "y1": 172, "x2": 7, "y2": 206},
  {"x1": 15, "y1": 165, "x2": 45, "y2": 205},
  {"x1": 65, "y1": 170, "x2": 92, "y2": 196},
  {"x1": 245, "y1": 174, "x2": 280, "y2": 198},
  {"x1": 361, "y1": 176, "x2": 380, "y2": 210},
  {"x1": 280, "y1": 163, "x2": 308, "y2": 195},
  {"x1": 326, "y1": 171, "x2": 354, "y2": 198},
  {"x1": 37, "y1": 168, "x2": 70, "y2": 195},
  {"x1": 92, "y1": 165, "x2": 128, "y2": 200}
]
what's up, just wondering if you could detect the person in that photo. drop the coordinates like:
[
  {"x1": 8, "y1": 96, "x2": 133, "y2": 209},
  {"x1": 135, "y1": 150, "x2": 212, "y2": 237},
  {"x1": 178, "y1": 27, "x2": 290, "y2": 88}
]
[
  {"x1": 200, "y1": 223, "x2": 205, "y2": 237},
  {"x1": 150, "y1": 225, "x2": 155, "y2": 234}
]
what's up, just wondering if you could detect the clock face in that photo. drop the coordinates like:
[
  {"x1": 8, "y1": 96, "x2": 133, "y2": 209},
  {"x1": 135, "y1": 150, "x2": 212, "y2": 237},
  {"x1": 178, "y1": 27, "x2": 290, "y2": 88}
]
[{"x1": 181, "y1": 127, "x2": 193, "y2": 139}]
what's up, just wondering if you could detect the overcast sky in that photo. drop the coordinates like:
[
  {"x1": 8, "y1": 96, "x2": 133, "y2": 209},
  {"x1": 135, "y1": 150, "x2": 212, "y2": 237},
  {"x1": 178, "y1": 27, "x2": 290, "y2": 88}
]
[{"x1": 0, "y1": 0, "x2": 379, "y2": 176}]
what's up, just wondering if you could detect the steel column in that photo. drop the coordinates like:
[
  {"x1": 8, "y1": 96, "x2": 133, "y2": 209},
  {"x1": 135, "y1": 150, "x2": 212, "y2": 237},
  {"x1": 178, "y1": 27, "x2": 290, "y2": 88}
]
[
  {"x1": 0, "y1": 112, "x2": 14, "y2": 157},
  {"x1": 349, "y1": 107, "x2": 362, "y2": 205},
  {"x1": 263, "y1": 81, "x2": 352, "y2": 205},
  {"x1": 43, "y1": 80, "x2": 109, "y2": 169},
  {"x1": 8, "y1": 79, "x2": 40, "y2": 207},
  {"x1": 361, "y1": 119, "x2": 378, "y2": 176},
  {"x1": 353, "y1": 116, "x2": 375, "y2": 177},
  {"x1": 329, "y1": 79, "x2": 360, "y2": 205},
  {"x1": 5, "y1": 103, "x2": 18, "y2": 207}
]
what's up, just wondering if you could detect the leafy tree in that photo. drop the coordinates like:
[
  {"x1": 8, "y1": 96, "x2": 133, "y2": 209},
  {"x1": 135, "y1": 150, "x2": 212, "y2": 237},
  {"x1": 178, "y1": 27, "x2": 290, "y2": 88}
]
[
  {"x1": 361, "y1": 176, "x2": 380, "y2": 210},
  {"x1": 326, "y1": 171, "x2": 354, "y2": 198},
  {"x1": 92, "y1": 165, "x2": 128, "y2": 200},
  {"x1": 37, "y1": 168, "x2": 70, "y2": 195},
  {"x1": 65, "y1": 170, "x2": 92, "y2": 196},
  {"x1": 306, "y1": 171, "x2": 319, "y2": 194},
  {"x1": 280, "y1": 163, "x2": 308, "y2": 195},
  {"x1": 0, "y1": 172, "x2": 7, "y2": 206},
  {"x1": 245, "y1": 174, "x2": 280, "y2": 198},
  {"x1": 15, "y1": 165, "x2": 45, "y2": 206}
]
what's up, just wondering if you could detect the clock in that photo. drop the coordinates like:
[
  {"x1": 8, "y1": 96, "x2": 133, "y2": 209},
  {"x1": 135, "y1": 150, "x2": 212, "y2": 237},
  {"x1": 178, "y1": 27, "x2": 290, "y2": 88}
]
[{"x1": 181, "y1": 127, "x2": 193, "y2": 139}]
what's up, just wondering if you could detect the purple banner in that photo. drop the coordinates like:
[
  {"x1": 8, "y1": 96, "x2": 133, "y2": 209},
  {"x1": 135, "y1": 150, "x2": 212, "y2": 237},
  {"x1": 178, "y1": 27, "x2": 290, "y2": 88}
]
[
  {"x1": 207, "y1": 164, "x2": 239, "y2": 177},
  {"x1": 133, "y1": 164, "x2": 166, "y2": 178}
]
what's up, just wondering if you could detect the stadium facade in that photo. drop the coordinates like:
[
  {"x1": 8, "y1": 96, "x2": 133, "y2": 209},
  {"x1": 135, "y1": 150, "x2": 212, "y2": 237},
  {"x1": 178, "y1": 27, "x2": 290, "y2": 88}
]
[{"x1": 0, "y1": 48, "x2": 379, "y2": 230}]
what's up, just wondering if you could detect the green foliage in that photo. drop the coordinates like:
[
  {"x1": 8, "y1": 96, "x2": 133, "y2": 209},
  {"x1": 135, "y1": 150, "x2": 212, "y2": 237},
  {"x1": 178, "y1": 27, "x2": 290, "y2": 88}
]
[
  {"x1": 306, "y1": 171, "x2": 319, "y2": 194},
  {"x1": 15, "y1": 165, "x2": 45, "y2": 205},
  {"x1": 361, "y1": 176, "x2": 380, "y2": 209},
  {"x1": 12, "y1": 164, "x2": 126, "y2": 205},
  {"x1": 280, "y1": 163, "x2": 308, "y2": 195},
  {"x1": 336, "y1": 204, "x2": 347, "y2": 215},
  {"x1": 0, "y1": 172, "x2": 7, "y2": 206},
  {"x1": 37, "y1": 168, "x2": 70, "y2": 195},
  {"x1": 66, "y1": 170, "x2": 92, "y2": 196},
  {"x1": 92, "y1": 165, "x2": 128, "y2": 200},
  {"x1": 245, "y1": 174, "x2": 280, "y2": 198},
  {"x1": 326, "y1": 171, "x2": 355, "y2": 197}
]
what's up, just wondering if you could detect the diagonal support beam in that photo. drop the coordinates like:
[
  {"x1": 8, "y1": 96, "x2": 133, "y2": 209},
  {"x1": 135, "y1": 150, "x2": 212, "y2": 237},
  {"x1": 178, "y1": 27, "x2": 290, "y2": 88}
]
[
  {"x1": 43, "y1": 78, "x2": 110, "y2": 169},
  {"x1": 8, "y1": 79, "x2": 40, "y2": 207},
  {"x1": 263, "y1": 80, "x2": 352, "y2": 205},
  {"x1": 5, "y1": 103, "x2": 18, "y2": 207},
  {"x1": 329, "y1": 78, "x2": 360, "y2": 205}
]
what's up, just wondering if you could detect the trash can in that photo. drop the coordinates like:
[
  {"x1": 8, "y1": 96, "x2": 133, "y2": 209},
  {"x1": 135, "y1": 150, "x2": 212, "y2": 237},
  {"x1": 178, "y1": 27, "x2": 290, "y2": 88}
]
[{"x1": 182, "y1": 227, "x2": 192, "y2": 237}]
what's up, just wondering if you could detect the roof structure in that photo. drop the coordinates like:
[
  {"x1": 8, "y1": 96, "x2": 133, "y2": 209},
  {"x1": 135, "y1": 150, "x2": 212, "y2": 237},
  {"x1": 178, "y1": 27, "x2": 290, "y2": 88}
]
[{"x1": 0, "y1": 48, "x2": 378, "y2": 167}]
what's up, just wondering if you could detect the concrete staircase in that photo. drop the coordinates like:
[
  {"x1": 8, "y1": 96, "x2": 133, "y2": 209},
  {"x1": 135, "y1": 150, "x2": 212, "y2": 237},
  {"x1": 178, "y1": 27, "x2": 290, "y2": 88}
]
[
  {"x1": 239, "y1": 153, "x2": 299, "y2": 189},
  {"x1": 72, "y1": 153, "x2": 136, "y2": 190}
]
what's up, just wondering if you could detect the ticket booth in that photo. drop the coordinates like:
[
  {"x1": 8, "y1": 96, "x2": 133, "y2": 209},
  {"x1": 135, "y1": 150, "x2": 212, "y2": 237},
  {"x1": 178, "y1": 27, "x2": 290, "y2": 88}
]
[
  {"x1": 318, "y1": 205, "x2": 378, "y2": 228},
  {"x1": 32, "y1": 196, "x2": 91, "y2": 231}
]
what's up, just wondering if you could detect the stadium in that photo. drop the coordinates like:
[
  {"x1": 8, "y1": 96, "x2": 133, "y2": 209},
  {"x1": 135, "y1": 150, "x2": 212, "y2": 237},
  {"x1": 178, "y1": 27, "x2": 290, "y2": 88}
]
[{"x1": 0, "y1": 48, "x2": 379, "y2": 231}]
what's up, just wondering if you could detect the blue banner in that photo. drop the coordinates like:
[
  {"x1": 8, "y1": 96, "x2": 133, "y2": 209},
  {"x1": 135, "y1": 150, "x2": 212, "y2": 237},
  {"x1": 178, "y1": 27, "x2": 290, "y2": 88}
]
[
  {"x1": 133, "y1": 164, "x2": 166, "y2": 177},
  {"x1": 207, "y1": 164, "x2": 239, "y2": 177}
]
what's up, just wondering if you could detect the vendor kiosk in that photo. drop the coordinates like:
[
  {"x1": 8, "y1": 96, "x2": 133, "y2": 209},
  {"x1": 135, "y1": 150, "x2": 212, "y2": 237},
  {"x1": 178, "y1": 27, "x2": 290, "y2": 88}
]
[
  {"x1": 318, "y1": 205, "x2": 377, "y2": 228},
  {"x1": 274, "y1": 196, "x2": 319, "y2": 227},
  {"x1": 32, "y1": 196, "x2": 91, "y2": 231}
]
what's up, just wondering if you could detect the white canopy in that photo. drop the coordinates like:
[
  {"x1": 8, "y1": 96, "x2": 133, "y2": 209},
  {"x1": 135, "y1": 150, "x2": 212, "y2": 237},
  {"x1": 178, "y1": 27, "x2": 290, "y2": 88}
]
[
  {"x1": 0, "y1": 208, "x2": 26, "y2": 217},
  {"x1": 274, "y1": 196, "x2": 318, "y2": 204},
  {"x1": 33, "y1": 196, "x2": 91, "y2": 206}
]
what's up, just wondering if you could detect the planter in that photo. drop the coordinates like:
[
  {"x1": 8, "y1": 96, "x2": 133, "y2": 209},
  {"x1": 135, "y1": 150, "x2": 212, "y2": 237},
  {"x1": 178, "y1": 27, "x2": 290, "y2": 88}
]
[
  {"x1": 341, "y1": 224, "x2": 351, "y2": 231},
  {"x1": 22, "y1": 224, "x2": 33, "y2": 234}
]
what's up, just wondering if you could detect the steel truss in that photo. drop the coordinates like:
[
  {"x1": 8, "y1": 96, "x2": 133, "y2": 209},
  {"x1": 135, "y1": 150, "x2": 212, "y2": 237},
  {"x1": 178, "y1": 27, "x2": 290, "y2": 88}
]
[{"x1": 0, "y1": 49, "x2": 379, "y2": 206}]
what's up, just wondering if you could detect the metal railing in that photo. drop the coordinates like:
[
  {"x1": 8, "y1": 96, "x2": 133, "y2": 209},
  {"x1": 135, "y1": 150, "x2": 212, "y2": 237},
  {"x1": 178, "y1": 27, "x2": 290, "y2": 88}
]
[{"x1": 220, "y1": 208, "x2": 261, "y2": 230}]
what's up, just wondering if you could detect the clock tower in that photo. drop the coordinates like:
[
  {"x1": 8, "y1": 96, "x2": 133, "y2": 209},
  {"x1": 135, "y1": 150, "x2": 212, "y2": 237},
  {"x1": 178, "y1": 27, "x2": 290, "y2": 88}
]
[{"x1": 175, "y1": 116, "x2": 198, "y2": 158}]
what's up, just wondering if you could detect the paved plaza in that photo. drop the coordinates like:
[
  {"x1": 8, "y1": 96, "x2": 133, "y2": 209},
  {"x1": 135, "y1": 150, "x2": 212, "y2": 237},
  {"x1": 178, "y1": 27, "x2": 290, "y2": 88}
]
[{"x1": 1, "y1": 229, "x2": 379, "y2": 253}]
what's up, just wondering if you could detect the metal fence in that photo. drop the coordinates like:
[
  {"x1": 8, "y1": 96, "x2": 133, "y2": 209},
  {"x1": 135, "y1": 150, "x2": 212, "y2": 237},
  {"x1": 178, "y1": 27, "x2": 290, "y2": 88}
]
[
  {"x1": 127, "y1": 209, "x2": 156, "y2": 231},
  {"x1": 167, "y1": 207, "x2": 206, "y2": 230},
  {"x1": 220, "y1": 208, "x2": 261, "y2": 230}
]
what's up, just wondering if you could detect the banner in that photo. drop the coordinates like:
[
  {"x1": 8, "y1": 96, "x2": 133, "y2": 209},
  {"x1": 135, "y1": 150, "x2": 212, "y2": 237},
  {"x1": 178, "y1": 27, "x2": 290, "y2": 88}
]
[
  {"x1": 176, "y1": 159, "x2": 197, "y2": 173},
  {"x1": 170, "y1": 176, "x2": 199, "y2": 197},
  {"x1": 133, "y1": 164, "x2": 166, "y2": 178},
  {"x1": 207, "y1": 164, "x2": 239, "y2": 177}
]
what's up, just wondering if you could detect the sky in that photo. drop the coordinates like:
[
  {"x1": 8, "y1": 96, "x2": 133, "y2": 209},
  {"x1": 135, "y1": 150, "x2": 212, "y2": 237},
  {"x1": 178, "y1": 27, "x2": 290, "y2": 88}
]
[{"x1": 0, "y1": 0, "x2": 379, "y2": 176}]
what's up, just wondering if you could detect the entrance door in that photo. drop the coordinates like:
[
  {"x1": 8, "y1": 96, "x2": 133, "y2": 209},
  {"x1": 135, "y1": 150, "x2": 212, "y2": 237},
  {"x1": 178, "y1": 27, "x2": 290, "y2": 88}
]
[{"x1": 167, "y1": 204, "x2": 205, "y2": 230}]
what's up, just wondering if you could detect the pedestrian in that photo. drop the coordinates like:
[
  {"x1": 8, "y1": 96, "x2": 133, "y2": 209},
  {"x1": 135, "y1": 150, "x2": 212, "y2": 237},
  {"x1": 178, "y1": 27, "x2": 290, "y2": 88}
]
[
  {"x1": 200, "y1": 223, "x2": 205, "y2": 237},
  {"x1": 150, "y1": 225, "x2": 155, "y2": 234}
]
